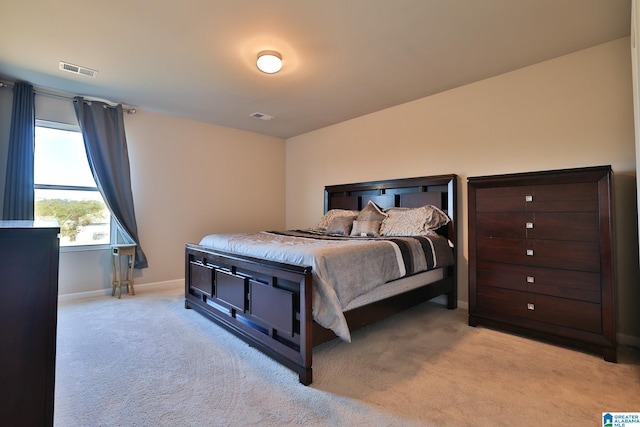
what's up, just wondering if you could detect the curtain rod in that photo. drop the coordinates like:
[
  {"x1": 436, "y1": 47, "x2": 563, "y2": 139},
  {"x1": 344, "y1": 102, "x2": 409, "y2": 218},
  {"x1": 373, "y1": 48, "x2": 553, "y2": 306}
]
[{"x1": 0, "y1": 81, "x2": 137, "y2": 115}]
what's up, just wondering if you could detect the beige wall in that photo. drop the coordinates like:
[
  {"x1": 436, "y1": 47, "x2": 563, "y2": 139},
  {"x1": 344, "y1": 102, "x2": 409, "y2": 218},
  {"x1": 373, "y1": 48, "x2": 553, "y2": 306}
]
[
  {"x1": 124, "y1": 110, "x2": 286, "y2": 286},
  {"x1": 29, "y1": 96, "x2": 286, "y2": 296},
  {"x1": 285, "y1": 38, "x2": 640, "y2": 340},
  {"x1": 1, "y1": 37, "x2": 637, "y2": 340}
]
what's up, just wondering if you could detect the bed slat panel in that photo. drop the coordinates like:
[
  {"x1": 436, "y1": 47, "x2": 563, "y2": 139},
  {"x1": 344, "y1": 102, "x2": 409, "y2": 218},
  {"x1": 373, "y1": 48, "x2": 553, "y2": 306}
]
[
  {"x1": 250, "y1": 280, "x2": 294, "y2": 336},
  {"x1": 189, "y1": 261, "x2": 214, "y2": 297},
  {"x1": 364, "y1": 194, "x2": 395, "y2": 209},
  {"x1": 216, "y1": 270, "x2": 248, "y2": 312},
  {"x1": 328, "y1": 195, "x2": 359, "y2": 210},
  {"x1": 399, "y1": 191, "x2": 442, "y2": 208}
]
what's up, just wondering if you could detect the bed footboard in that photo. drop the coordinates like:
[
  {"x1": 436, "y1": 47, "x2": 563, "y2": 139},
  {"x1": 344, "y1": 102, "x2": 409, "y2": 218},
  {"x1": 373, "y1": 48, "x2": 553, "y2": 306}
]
[{"x1": 184, "y1": 244, "x2": 314, "y2": 385}]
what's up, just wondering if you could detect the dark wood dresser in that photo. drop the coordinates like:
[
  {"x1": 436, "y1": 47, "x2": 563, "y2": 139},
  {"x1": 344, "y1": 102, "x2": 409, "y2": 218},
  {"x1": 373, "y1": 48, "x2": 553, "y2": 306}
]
[
  {"x1": 467, "y1": 166, "x2": 616, "y2": 362},
  {"x1": 0, "y1": 221, "x2": 60, "y2": 426}
]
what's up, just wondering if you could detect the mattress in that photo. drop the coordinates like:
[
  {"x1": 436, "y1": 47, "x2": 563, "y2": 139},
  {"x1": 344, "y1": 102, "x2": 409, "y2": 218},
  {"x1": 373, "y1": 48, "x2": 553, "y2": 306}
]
[{"x1": 199, "y1": 230, "x2": 454, "y2": 341}]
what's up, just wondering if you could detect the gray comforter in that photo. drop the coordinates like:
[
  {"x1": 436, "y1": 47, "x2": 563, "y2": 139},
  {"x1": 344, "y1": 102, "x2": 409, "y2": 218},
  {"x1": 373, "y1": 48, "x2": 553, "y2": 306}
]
[{"x1": 199, "y1": 230, "x2": 454, "y2": 342}]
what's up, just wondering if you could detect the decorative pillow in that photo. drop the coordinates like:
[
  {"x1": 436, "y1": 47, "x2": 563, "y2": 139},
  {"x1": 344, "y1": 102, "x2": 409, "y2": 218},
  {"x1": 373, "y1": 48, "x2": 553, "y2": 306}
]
[
  {"x1": 380, "y1": 205, "x2": 450, "y2": 236},
  {"x1": 325, "y1": 215, "x2": 356, "y2": 236},
  {"x1": 350, "y1": 220, "x2": 382, "y2": 237},
  {"x1": 423, "y1": 205, "x2": 450, "y2": 231},
  {"x1": 356, "y1": 200, "x2": 387, "y2": 222},
  {"x1": 316, "y1": 209, "x2": 359, "y2": 230}
]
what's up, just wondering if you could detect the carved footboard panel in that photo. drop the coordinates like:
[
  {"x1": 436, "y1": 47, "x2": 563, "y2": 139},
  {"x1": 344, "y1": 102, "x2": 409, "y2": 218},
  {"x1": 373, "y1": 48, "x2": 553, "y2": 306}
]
[{"x1": 184, "y1": 244, "x2": 314, "y2": 384}]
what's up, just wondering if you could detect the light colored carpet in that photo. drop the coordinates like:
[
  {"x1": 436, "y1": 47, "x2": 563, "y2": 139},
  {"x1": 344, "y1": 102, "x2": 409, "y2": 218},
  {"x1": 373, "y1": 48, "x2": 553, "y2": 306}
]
[{"x1": 55, "y1": 285, "x2": 640, "y2": 426}]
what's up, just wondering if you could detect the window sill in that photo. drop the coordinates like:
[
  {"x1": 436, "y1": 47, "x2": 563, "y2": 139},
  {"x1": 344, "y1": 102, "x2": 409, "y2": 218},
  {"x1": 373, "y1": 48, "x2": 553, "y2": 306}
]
[{"x1": 59, "y1": 244, "x2": 111, "y2": 253}]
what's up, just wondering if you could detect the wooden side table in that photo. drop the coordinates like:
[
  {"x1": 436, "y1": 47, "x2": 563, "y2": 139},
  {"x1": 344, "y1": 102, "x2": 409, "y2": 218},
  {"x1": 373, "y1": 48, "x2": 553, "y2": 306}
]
[{"x1": 111, "y1": 244, "x2": 136, "y2": 298}]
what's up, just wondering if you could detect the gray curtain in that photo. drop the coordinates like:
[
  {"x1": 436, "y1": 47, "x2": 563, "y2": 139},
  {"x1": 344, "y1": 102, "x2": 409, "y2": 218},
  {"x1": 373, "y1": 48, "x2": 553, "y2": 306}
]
[
  {"x1": 2, "y1": 82, "x2": 35, "y2": 220},
  {"x1": 73, "y1": 97, "x2": 148, "y2": 269}
]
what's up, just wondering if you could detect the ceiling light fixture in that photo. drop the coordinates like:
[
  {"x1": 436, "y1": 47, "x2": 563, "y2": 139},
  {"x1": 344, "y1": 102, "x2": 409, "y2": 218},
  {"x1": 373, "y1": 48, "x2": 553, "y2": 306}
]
[{"x1": 256, "y1": 51, "x2": 282, "y2": 74}]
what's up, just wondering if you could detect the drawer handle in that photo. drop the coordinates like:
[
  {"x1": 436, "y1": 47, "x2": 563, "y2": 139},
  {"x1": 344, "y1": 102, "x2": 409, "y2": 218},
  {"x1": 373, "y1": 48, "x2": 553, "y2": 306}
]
[
  {"x1": 526, "y1": 222, "x2": 534, "y2": 229},
  {"x1": 526, "y1": 249, "x2": 534, "y2": 256},
  {"x1": 527, "y1": 303, "x2": 535, "y2": 310},
  {"x1": 526, "y1": 276, "x2": 535, "y2": 283},
  {"x1": 525, "y1": 195, "x2": 533, "y2": 202}
]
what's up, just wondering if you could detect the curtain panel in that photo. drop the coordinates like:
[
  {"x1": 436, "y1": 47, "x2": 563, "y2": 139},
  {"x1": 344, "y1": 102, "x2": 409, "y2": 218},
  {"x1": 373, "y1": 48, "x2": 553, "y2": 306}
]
[
  {"x1": 2, "y1": 82, "x2": 35, "y2": 220},
  {"x1": 73, "y1": 97, "x2": 148, "y2": 269}
]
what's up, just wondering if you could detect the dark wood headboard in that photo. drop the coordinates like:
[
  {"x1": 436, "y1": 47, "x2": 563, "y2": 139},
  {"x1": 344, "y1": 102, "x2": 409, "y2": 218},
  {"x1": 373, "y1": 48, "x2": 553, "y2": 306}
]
[{"x1": 324, "y1": 174, "x2": 457, "y2": 242}]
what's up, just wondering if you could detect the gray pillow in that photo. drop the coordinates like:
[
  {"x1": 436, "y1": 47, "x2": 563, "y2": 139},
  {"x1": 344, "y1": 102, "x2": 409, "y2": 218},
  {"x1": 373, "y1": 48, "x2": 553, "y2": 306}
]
[
  {"x1": 325, "y1": 215, "x2": 356, "y2": 236},
  {"x1": 350, "y1": 220, "x2": 382, "y2": 237},
  {"x1": 356, "y1": 200, "x2": 387, "y2": 222}
]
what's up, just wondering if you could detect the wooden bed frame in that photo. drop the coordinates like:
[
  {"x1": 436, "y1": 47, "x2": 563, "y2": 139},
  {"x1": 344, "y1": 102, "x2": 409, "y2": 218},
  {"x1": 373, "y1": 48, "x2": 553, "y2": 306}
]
[{"x1": 184, "y1": 174, "x2": 457, "y2": 385}]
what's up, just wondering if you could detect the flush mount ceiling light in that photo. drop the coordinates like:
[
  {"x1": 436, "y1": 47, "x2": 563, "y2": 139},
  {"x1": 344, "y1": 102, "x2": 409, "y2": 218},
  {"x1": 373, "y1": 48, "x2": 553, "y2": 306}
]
[{"x1": 256, "y1": 50, "x2": 282, "y2": 74}]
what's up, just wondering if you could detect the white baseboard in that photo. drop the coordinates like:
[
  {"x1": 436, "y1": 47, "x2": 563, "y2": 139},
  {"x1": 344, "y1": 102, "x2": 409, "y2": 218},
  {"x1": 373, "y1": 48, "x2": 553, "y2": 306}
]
[{"x1": 58, "y1": 279, "x2": 183, "y2": 303}]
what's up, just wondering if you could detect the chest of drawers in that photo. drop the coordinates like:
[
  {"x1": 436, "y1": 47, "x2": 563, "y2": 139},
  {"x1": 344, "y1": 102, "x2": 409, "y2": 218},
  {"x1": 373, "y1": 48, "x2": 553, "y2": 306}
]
[
  {"x1": 467, "y1": 166, "x2": 616, "y2": 362},
  {"x1": 0, "y1": 221, "x2": 60, "y2": 426}
]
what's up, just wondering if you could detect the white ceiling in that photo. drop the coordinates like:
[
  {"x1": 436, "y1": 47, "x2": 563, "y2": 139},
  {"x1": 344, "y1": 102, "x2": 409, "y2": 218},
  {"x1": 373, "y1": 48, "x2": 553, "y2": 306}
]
[{"x1": 0, "y1": 0, "x2": 631, "y2": 139}]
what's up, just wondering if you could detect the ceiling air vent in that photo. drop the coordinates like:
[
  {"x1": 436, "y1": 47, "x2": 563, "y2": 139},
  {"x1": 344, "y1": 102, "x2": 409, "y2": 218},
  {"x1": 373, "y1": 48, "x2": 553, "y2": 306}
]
[
  {"x1": 59, "y1": 61, "x2": 99, "y2": 78},
  {"x1": 250, "y1": 112, "x2": 274, "y2": 121}
]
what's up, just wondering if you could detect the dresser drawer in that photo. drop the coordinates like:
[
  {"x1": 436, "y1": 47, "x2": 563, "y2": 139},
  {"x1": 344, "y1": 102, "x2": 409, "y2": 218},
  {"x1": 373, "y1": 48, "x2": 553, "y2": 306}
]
[
  {"x1": 476, "y1": 285, "x2": 529, "y2": 318},
  {"x1": 476, "y1": 285, "x2": 602, "y2": 334},
  {"x1": 477, "y1": 262, "x2": 527, "y2": 292},
  {"x1": 476, "y1": 186, "x2": 531, "y2": 212},
  {"x1": 476, "y1": 213, "x2": 530, "y2": 238},
  {"x1": 477, "y1": 261, "x2": 601, "y2": 303},
  {"x1": 528, "y1": 294, "x2": 601, "y2": 334},
  {"x1": 527, "y1": 212, "x2": 599, "y2": 241},
  {"x1": 477, "y1": 237, "x2": 600, "y2": 271},
  {"x1": 475, "y1": 182, "x2": 599, "y2": 213},
  {"x1": 475, "y1": 212, "x2": 598, "y2": 241},
  {"x1": 531, "y1": 182, "x2": 599, "y2": 212}
]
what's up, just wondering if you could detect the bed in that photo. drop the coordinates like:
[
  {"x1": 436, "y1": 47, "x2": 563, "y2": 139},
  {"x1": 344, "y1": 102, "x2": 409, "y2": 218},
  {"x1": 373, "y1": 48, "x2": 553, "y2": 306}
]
[{"x1": 184, "y1": 174, "x2": 457, "y2": 385}]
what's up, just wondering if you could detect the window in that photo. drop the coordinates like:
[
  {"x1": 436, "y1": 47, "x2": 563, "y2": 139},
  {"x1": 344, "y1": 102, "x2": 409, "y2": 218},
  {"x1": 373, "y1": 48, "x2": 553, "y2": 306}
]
[{"x1": 34, "y1": 120, "x2": 111, "y2": 247}]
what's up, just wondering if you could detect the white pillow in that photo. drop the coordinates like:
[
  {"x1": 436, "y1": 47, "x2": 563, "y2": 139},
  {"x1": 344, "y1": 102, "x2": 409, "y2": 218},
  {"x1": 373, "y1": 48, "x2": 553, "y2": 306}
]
[{"x1": 380, "y1": 205, "x2": 449, "y2": 236}]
